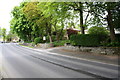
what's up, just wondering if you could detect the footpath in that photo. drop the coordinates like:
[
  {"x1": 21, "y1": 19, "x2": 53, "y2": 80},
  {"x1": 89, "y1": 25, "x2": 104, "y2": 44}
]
[
  {"x1": 22, "y1": 44, "x2": 119, "y2": 66},
  {"x1": 46, "y1": 47, "x2": 119, "y2": 66}
]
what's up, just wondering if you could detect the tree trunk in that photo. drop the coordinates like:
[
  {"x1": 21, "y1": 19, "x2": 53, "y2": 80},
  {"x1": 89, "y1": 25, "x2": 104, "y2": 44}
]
[
  {"x1": 46, "y1": 23, "x2": 53, "y2": 43},
  {"x1": 53, "y1": 21, "x2": 58, "y2": 41},
  {"x1": 48, "y1": 33, "x2": 52, "y2": 43},
  {"x1": 107, "y1": 3, "x2": 116, "y2": 42},
  {"x1": 79, "y1": 2, "x2": 85, "y2": 34},
  {"x1": 57, "y1": 22, "x2": 64, "y2": 41},
  {"x1": 3, "y1": 36, "x2": 5, "y2": 42}
]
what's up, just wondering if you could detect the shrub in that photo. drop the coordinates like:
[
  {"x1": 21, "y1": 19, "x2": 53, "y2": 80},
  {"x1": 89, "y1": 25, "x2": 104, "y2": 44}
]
[
  {"x1": 31, "y1": 42, "x2": 36, "y2": 46},
  {"x1": 52, "y1": 40, "x2": 70, "y2": 47},
  {"x1": 24, "y1": 41, "x2": 32, "y2": 43},
  {"x1": 104, "y1": 42, "x2": 120, "y2": 47},
  {"x1": 88, "y1": 26, "x2": 109, "y2": 36},
  {"x1": 34, "y1": 37, "x2": 41, "y2": 45},
  {"x1": 70, "y1": 34, "x2": 100, "y2": 47},
  {"x1": 88, "y1": 26, "x2": 109, "y2": 42},
  {"x1": 115, "y1": 34, "x2": 120, "y2": 42},
  {"x1": 101, "y1": 34, "x2": 120, "y2": 47}
]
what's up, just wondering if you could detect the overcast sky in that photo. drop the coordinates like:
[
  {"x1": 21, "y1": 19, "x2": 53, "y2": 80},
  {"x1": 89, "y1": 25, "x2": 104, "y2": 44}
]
[{"x1": 0, "y1": 0, "x2": 23, "y2": 32}]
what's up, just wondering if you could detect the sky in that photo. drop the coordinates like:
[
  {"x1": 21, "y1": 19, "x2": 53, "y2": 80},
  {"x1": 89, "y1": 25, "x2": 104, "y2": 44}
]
[{"x1": 0, "y1": 0, "x2": 24, "y2": 32}]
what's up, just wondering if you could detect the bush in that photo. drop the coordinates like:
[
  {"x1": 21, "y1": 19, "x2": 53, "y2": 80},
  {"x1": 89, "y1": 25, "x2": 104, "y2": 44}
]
[
  {"x1": 52, "y1": 40, "x2": 70, "y2": 47},
  {"x1": 88, "y1": 26, "x2": 109, "y2": 36},
  {"x1": 34, "y1": 37, "x2": 42, "y2": 45},
  {"x1": 31, "y1": 42, "x2": 36, "y2": 46},
  {"x1": 115, "y1": 34, "x2": 120, "y2": 42},
  {"x1": 101, "y1": 34, "x2": 120, "y2": 47},
  {"x1": 88, "y1": 26, "x2": 109, "y2": 42},
  {"x1": 102, "y1": 42, "x2": 120, "y2": 47},
  {"x1": 70, "y1": 34, "x2": 100, "y2": 47}
]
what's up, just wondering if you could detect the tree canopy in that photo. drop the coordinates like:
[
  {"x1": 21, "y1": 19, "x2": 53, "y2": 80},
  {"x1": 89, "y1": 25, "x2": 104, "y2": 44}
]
[{"x1": 10, "y1": 2, "x2": 120, "y2": 43}]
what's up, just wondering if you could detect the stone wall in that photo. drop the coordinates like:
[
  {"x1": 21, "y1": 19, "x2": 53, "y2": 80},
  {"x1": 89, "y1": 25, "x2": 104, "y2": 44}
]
[
  {"x1": 22, "y1": 43, "x2": 33, "y2": 46},
  {"x1": 21, "y1": 43, "x2": 120, "y2": 55},
  {"x1": 21, "y1": 43, "x2": 53, "y2": 49},
  {"x1": 36, "y1": 43, "x2": 53, "y2": 49},
  {"x1": 64, "y1": 45, "x2": 120, "y2": 55}
]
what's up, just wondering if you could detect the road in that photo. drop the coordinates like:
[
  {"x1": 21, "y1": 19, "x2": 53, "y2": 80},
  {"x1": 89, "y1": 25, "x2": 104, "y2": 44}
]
[{"x1": 0, "y1": 43, "x2": 119, "y2": 79}]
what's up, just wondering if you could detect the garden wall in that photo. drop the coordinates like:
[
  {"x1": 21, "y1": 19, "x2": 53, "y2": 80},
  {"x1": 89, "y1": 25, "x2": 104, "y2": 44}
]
[
  {"x1": 21, "y1": 43, "x2": 120, "y2": 55},
  {"x1": 36, "y1": 43, "x2": 53, "y2": 49},
  {"x1": 21, "y1": 43, "x2": 53, "y2": 49},
  {"x1": 64, "y1": 45, "x2": 120, "y2": 55}
]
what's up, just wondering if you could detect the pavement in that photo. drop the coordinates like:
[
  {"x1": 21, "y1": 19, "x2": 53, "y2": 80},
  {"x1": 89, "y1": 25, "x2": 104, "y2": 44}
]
[
  {"x1": 1, "y1": 43, "x2": 119, "y2": 79},
  {"x1": 46, "y1": 47, "x2": 119, "y2": 65}
]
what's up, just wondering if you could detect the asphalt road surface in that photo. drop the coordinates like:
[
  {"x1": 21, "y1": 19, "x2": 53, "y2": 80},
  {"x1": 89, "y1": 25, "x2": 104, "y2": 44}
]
[{"x1": 0, "y1": 43, "x2": 119, "y2": 79}]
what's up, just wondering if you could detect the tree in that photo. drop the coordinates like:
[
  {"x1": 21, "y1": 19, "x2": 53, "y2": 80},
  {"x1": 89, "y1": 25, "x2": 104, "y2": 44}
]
[
  {"x1": 11, "y1": 2, "x2": 34, "y2": 42},
  {"x1": 6, "y1": 30, "x2": 17, "y2": 42},
  {"x1": 106, "y1": 2, "x2": 116, "y2": 41},
  {"x1": 11, "y1": 1, "x2": 119, "y2": 44},
  {"x1": 23, "y1": 2, "x2": 46, "y2": 41},
  {"x1": 63, "y1": 2, "x2": 91, "y2": 34},
  {"x1": 0, "y1": 27, "x2": 2, "y2": 37},
  {"x1": 23, "y1": 2, "x2": 54, "y2": 42},
  {"x1": 38, "y1": 2, "x2": 84, "y2": 41},
  {"x1": 1, "y1": 28, "x2": 6, "y2": 41},
  {"x1": 33, "y1": 2, "x2": 68, "y2": 42},
  {"x1": 11, "y1": 2, "x2": 92, "y2": 43},
  {"x1": 88, "y1": 2, "x2": 120, "y2": 42},
  {"x1": 111, "y1": 2, "x2": 120, "y2": 30}
]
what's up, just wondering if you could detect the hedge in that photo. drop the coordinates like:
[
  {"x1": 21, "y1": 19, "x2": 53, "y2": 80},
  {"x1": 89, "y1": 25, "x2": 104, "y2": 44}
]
[
  {"x1": 52, "y1": 40, "x2": 70, "y2": 47},
  {"x1": 70, "y1": 34, "x2": 100, "y2": 47},
  {"x1": 116, "y1": 34, "x2": 120, "y2": 42},
  {"x1": 34, "y1": 37, "x2": 44, "y2": 45}
]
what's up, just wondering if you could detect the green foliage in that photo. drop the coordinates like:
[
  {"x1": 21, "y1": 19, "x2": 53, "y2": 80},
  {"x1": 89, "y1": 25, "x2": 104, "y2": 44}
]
[
  {"x1": 99, "y1": 34, "x2": 120, "y2": 47},
  {"x1": 6, "y1": 31, "x2": 17, "y2": 42},
  {"x1": 88, "y1": 26, "x2": 109, "y2": 35},
  {"x1": 37, "y1": 2, "x2": 73, "y2": 42},
  {"x1": 34, "y1": 37, "x2": 41, "y2": 45},
  {"x1": 102, "y1": 42, "x2": 120, "y2": 47},
  {"x1": 110, "y1": 2, "x2": 120, "y2": 30},
  {"x1": 34, "y1": 37, "x2": 44, "y2": 45},
  {"x1": 11, "y1": 3, "x2": 32, "y2": 41},
  {"x1": 52, "y1": 40, "x2": 70, "y2": 47},
  {"x1": 70, "y1": 34, "x2": 100, "y2": 47},
  {"x1": 31, "y1": 42, "x2": 36, "y2": 46},
  {"x1": 0, "y1": 27, "x2": 1, "y2": 36},
  {"x1": 115, "y1": 34, "x2": 120, "y2": 42},
  {"x1": 1, "y1": 28, "x2": 6, "y2": 41},
  {"x1": 88, "y1": 2, "x2": 120, "y2": 41},
  {"x1": 10, "y1": 2, "x2": 119, "y2": 44},
  {"x1": 88, "y1": 26, "x2": 109, "y2": 42}
]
